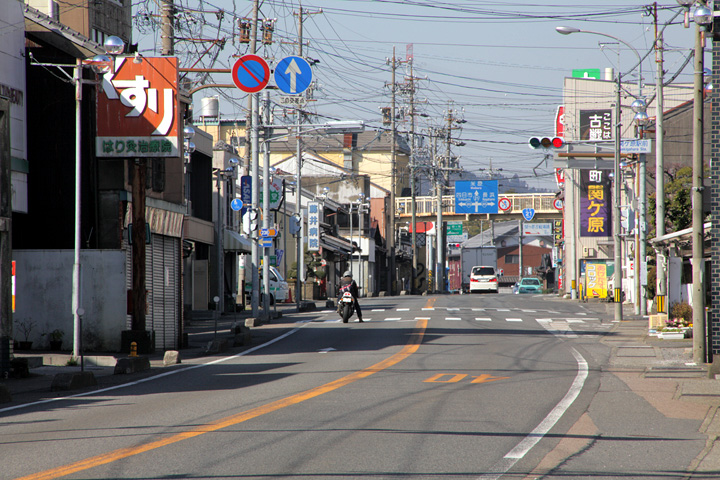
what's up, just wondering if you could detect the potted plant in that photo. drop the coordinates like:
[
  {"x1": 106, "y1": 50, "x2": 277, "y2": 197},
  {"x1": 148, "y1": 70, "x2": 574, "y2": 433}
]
[
  {"x1": 15, "y1": 318, "x2": 36, "y2": 350},
  {"x1": 43, "y1": 329, "x2": 65, "y2": 350}
]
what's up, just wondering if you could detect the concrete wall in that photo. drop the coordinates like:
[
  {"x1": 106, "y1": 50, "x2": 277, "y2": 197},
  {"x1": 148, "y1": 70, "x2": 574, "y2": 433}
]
[{"x1": 13, "y1": 250, "x2": 126, "y2": 351}]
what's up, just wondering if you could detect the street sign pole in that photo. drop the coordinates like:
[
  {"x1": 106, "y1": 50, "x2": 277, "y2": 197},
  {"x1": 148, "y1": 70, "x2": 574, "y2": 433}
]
[{"x1": 262, "y1": 90, "x2": 271, "y2": 317}]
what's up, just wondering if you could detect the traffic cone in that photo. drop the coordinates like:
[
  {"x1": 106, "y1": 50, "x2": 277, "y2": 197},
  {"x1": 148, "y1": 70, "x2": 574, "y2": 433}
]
[{"x1": 286, "y1": 287, "x2": 293, "y2": 303}]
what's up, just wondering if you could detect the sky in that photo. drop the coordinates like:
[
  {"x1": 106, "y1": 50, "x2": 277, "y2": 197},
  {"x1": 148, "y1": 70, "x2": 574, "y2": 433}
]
[{"x1": 131, "y1": 1, "x2": 699, "y2": 190}]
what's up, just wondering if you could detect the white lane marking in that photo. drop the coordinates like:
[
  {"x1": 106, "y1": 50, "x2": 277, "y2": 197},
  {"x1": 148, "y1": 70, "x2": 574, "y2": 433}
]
[
  {"x1": 0, "y1": 321, "x2": 311, "y2": 414},
  {"x1": 397, "y1": 308, "x2": 410, "y2": 311},
  {"x1": 422, "y1": 307, "x2": 435, "y2": 311},
  {"x1": 475, "y1": 317, "x2": 492, "y2": 322},
  {"x1": 384, "y1": 317, "x2": 401, "y2": 321},
  {"x1": 566, "y1": 319, "x2": 585, "y2": 324},
  {"x1": 506, "y1": 318, "x2": 522, "y2": 322},
  {"x1": 477, "y1": 348, "x2": 588, "y2": 480},
  {"x1": 415, "y1": 317, "x2": 431, "y2": 320},
  {"x1": 447, "y1": 308, "x2": 460, "y2": 311},
  {"x1": 472, "y1": 308, "x2": 486, "y2": 312},
  {"x1": 371, "y1": 309, "x2": 386, "y2": 312},
  {"x1": 521, "y1": 309, "x2": 537, "y2": 313},
  {"x1": 497, "y1": 309, "x2": 510, "y2": 312},
  {"x1": 446, "y1": 317, "x2": 462, "y2": 321}
]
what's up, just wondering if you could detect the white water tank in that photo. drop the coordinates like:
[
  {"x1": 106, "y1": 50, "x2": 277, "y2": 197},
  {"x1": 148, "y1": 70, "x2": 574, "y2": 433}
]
[{"x1": 198, "y1": 96, "x2": 219, "y2": 118}]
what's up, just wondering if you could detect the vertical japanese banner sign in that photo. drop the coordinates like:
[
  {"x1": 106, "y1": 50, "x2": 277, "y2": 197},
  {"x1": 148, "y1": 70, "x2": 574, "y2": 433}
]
[
  {"x1": 580, "y1": 170, "x2": 611, "y2": 237},
  {"x1": 579, "y1": 109, "x2": 612, "y2": 141},
  {"x1": 96, "y1": 57, "x2": 180, "y2": 157},
  {"x1": 308, "y1": 201, "x2": 320, "y2": 252}
]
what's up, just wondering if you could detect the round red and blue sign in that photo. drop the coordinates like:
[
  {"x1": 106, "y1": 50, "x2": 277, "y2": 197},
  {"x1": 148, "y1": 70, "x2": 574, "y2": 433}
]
[
  {"x1": 232, "y1": 54, "x2": 270, "y2": 93},
  {"x1": 498, "y1": 197, "x2": 511, "y2": 212}
]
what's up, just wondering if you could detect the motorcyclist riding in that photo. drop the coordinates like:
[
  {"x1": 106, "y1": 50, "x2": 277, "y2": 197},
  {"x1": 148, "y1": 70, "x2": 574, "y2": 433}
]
[{"x1": 338, "y1": 271, "x2": 363, "y2": 322}]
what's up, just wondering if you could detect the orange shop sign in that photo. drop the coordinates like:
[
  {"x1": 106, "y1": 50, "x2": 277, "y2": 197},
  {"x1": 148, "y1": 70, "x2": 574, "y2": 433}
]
[{"x1": 96, "y1": 56, "x2": 180, "y2": 157}]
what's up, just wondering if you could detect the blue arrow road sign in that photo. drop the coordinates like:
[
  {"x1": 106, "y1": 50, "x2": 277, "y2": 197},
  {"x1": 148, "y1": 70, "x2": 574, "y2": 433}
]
[
  {"x1": 259, "y1": 237, "x2": 273, "y2": 248},
  {"x1": 230, "y1": 199, "x2": 243, "y2": 211},
  {"x1": 454, "y1": 180, "x2": 498, "y2": 214},
  {"x1": 274, "y1": 56, "x2": 313, "y2": 95}
]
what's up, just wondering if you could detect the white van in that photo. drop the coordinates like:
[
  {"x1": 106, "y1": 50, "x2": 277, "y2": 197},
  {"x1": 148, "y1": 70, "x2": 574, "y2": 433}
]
[
  {"x1": 469, "y1": 265, "x2": 499, "y2": 293},
  {"x1": 245, "y1": 266, "x2": 289, "y2": 305}
]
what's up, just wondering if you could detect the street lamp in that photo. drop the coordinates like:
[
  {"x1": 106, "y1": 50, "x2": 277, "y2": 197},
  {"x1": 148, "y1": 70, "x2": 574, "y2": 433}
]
[
  {"x1": 67, "y1": 36, "x2": 125, "y2": 360},
  {"x1": 556, "y1": 26, "x2": 647, "y2": 322}
]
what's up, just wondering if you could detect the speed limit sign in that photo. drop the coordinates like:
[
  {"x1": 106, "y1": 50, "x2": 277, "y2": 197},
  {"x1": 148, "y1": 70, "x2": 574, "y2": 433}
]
[
  {"x1": 498, "y1": 197, "x2": 511, "y2": 212},
  {"x1": 553, "y1": 198, "x2": 564, "y2": 210}
]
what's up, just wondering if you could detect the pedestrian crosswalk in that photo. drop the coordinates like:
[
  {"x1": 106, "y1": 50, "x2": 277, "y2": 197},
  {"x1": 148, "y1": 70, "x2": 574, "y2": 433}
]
[{"x1": 311, "y1": 306, "x2": 615, "y2": 336}]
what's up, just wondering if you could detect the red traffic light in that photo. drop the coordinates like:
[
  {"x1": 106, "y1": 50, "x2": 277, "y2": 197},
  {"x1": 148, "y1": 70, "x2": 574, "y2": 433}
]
[{"x1": 529, "y1": 136, "x2": 564, "y2": 149}]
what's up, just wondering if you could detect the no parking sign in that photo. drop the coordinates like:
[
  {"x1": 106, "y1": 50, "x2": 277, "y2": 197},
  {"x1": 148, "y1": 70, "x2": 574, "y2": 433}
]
[{"x1": 232, "y1": 55, "x2": 270, "y2": 93}]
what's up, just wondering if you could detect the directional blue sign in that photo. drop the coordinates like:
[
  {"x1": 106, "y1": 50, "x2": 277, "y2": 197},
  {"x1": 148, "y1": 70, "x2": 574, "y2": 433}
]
[
  {"x1": 454, "y1": 180, "x2": 498, "y2": 214},
  {"x1": 230, "y1": 199, "x2": 243, "y2": 211},
  {"x1": 259, "y1": 237, "x2": 274, "y2": 248},
  {"x1": 274, "y1": 56, "x2": 313, "y2": 95}
]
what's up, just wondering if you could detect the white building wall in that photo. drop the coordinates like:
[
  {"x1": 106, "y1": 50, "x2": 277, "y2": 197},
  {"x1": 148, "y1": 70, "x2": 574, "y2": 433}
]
[{"x1": 13, "y1": 250, "x2": 126, "y2": 351}]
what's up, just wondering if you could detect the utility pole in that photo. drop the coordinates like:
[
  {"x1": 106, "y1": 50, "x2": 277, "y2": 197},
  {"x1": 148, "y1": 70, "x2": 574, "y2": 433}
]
[
  {"x1": 408, "y1": 58, "x2": 418, "y2": 294},
  {"x1": 161, "y1": 0, "x2": 174, "y2": 55},
  {"x1": 0, "y1": 99, "x2": 11, "y2": 378},
  {"x1": 292, "y1": 3, "x2": 322, "y2": 310},
  {"x1": 692, "y1": 21, "x2": 706, "y2": 364},
  {"x1": 387, "y1": 47, "x2": 397, "y2": 295},
  {"x1": 248, "y1": 0, "x2": 260, "y2": 318},
  {"x1": 654, "y1": 2, "x2": 667, "y2": 312},
  {"x1": 262, "y1": 90, "x2": 271, "y2": 316}
]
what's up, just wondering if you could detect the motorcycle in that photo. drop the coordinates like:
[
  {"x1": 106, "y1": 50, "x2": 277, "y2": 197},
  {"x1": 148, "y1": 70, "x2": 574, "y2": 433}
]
[{"x1": 338, "y1": 291, "x2": 355, "y2": 323}]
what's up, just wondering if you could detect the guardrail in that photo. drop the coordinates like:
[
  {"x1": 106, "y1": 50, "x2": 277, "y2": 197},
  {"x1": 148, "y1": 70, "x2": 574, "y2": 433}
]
[{"x1": 395, "y1": 193, "x2": 558, "y2": 217}]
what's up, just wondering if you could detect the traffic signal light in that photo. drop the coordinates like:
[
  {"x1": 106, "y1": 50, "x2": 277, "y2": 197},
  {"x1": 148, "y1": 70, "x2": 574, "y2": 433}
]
[
  {"x1": 288, "y1": 214, "x2": 301, "y2": 235},
  {"x1": 528, "y1": 136, "x2": 564, "y2": 149}
]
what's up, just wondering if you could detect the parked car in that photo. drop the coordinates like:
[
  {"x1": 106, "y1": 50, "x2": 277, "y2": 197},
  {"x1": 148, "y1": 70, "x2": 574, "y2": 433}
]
[
  {"x1": 469, "y1": 265, "x2": 499, "y2": 293},
  {"x1": 513, "y1": 277, "x2": 542, "y2": 294}
]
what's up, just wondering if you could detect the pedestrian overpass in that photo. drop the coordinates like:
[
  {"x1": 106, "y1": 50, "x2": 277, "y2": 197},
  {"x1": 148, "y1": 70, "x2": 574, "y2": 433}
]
[{"x1": 395, "y1": 192, "x2": 561, "y2": 222}]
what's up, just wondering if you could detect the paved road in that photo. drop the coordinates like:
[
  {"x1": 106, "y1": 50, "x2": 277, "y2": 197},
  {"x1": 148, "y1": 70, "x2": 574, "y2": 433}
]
[{"x1": 2, "y1": 293, "x2": 719, "y2": 479}]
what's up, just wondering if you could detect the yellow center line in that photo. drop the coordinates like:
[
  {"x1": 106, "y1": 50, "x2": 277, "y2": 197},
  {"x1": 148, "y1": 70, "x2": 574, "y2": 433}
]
[{"x1": 17, "y1": 319, "x2": 428, "y2": 480}]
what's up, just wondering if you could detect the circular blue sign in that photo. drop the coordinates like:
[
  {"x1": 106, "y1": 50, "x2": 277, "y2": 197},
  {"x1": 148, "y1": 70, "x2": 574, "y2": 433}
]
[
  {"x1": 231, "y1": 199, "x2": 244, "y2": 211},
  {"x1": 274, "y1": 56, "x2": 313, "y2": 95}
]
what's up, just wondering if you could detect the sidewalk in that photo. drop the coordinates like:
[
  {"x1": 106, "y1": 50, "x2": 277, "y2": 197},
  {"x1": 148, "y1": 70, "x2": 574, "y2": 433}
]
[{"x1": 0, "y1": 303, "x2": 306, "y2": 407}]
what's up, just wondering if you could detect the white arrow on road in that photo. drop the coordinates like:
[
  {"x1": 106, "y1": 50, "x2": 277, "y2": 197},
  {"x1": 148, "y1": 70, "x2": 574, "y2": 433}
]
[
  {"x1": 318, "y1": 347, "x2": 336, "y2": 353},
  {"x1": 284, "y1": 59, "x2": 302, "y2": 93}
]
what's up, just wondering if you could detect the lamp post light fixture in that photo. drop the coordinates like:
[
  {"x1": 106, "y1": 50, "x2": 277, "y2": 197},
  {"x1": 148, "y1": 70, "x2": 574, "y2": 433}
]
[
  {"x1": 674, "y1": 0, "x2": 711, "y2": 363},
  {"x1": 67, "y1": 35, "x2": 126, "y2": 360}
]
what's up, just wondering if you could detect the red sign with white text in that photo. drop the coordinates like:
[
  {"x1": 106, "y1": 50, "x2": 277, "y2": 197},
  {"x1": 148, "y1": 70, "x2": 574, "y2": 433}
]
[{"x1": 96, "y1": 56, "x2": 180, "y2": 157}]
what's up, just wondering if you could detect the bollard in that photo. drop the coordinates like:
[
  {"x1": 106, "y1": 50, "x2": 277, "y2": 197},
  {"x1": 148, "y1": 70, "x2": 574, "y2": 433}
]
[{"x1": 130, "y1": 341, "x2": 138, "y2": 357}]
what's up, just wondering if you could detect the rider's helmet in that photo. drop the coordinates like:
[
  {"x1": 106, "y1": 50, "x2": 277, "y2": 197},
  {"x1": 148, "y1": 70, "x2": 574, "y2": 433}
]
[{"x1": 343, "y1": 271, "x2": 353, "y2": 278}]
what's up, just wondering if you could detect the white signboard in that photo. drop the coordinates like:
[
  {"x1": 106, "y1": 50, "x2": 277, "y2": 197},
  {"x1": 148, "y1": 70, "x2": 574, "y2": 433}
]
[
  {"x1": 522, "y1": 222, "x2": 552, "y2": 236},
  {"x1": 620, "y1": 139, "x2": 651, "y2": 154},
  {"x1": 307, "y1": 201, "x2": 320, "y2": 252},
  {"x1": 447, "y1": 233, "x2": 469, "y2": 243}
]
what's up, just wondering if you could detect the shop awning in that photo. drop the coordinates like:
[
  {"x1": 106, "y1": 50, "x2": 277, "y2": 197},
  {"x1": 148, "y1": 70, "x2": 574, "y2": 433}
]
[
  {"x1": 224, "y1": 230, "x2": 252, "y2": 253},
  {"x1": 321, "y1": 234, "x2": 353, "y2": 254}
]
